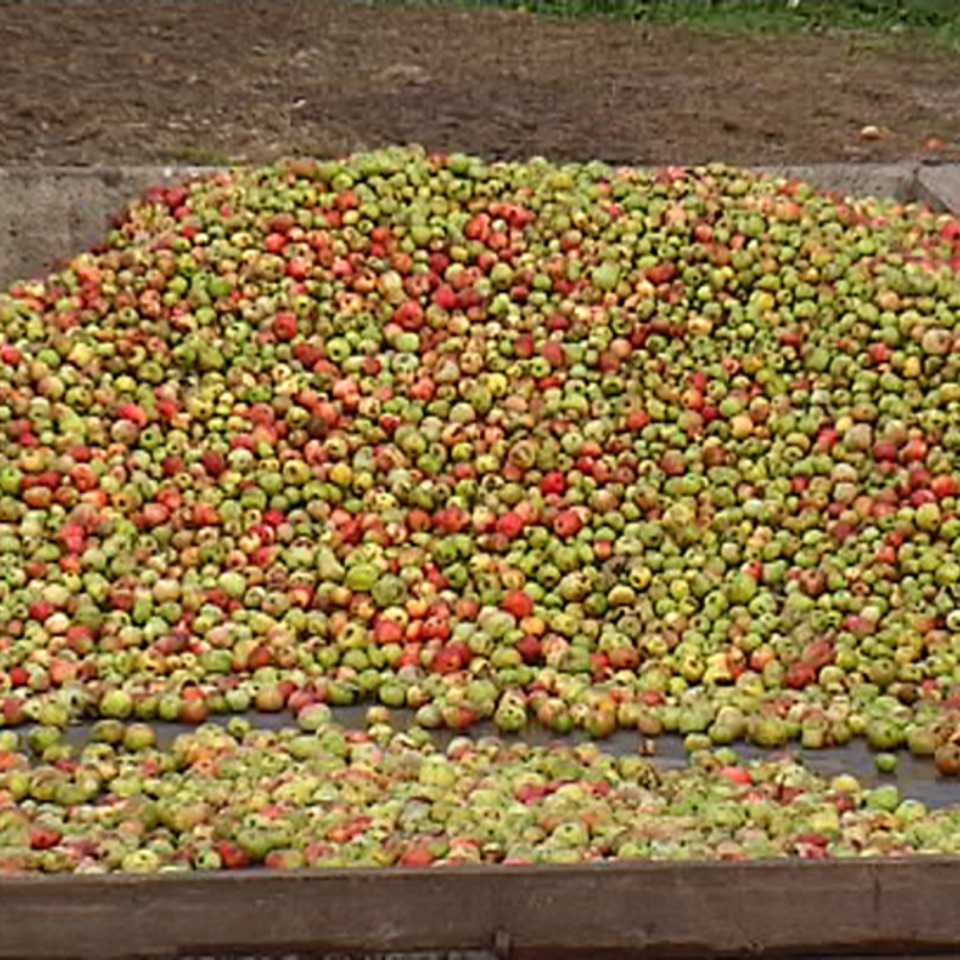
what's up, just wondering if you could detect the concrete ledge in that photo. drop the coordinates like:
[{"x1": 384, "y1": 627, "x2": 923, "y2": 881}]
[
  {"x1": 3, "y1": 162, "x2": 960, "y2": 289},
  {"x1": 2, "y1": 858, "x2": 960, "y2": 959}
]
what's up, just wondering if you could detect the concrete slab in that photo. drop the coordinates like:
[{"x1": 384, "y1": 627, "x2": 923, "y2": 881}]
[
  {"x1": 0, "y1": 165, "x2": 208, "y2": 288},
  {"x1": 757, "y1": 162, "x2": 919, "y2": 204},
  {"x1": 915, "y1": 164, "x2": 960, "y2": 214}
]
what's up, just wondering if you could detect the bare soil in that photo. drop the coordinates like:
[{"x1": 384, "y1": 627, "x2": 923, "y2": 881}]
[{"x1": 1, "y1": 1, "x2": 960, "y2": 167}]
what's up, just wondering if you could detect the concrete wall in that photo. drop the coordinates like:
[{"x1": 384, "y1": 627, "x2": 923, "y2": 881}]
[{"x1": 3, "y1": 162, "x2": 960, "y2": 289}]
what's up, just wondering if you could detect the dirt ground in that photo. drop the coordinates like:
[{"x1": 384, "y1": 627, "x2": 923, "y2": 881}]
[{"x1": 1, "y1": 0, "x2": 960, "y2": 167}]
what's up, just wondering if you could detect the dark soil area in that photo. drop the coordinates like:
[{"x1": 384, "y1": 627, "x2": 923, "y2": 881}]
[{"x1": 1, "y1": 0, "x2": 960, "y2": 167}]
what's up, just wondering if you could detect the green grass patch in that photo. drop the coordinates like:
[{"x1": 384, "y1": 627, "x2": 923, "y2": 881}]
[{"x1": 365, "y1": 0, "x2": 960, "y2": 43}]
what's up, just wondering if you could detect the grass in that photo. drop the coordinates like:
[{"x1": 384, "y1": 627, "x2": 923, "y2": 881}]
[{"x1": 362, "y1": 0, "x2": 960, "y2": 44}]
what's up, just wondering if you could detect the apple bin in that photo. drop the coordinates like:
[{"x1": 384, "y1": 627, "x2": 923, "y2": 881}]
[{"x1": 4, "y1": 149, "x2": 960, "y2": 956}]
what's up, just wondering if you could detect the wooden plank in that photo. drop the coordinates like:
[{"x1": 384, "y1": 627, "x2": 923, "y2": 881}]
[{"x1": 0, "y1": 859, "x2": 958, "y2": 959}]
